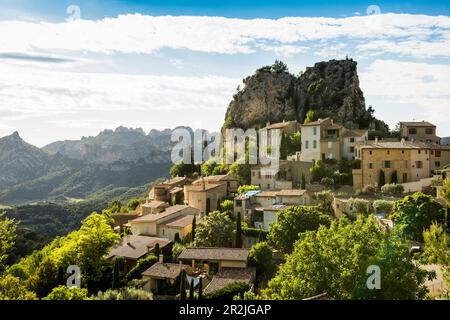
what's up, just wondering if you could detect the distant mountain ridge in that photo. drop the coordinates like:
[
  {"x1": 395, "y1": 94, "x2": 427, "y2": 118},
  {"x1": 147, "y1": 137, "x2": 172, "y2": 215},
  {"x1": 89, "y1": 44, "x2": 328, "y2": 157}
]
[{"x1": 442, "y1": 137, "x2": 450, "y2": 145}]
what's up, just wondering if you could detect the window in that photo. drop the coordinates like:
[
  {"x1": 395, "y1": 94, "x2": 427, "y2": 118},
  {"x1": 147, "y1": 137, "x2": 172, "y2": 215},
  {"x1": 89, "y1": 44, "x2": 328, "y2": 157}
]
[
  {"x1": 436, "y1": 161, "x2": 441, "y2": 168},
  {"x1": 436, "y1": 151, "x2": 441, "y2": 157},
  {"x1": 404, "y1": 160, "x2": 409, "y2": 169},
  {"x1": 350, "y1": 138, "x2": 355, "y2": 143},
  {"x1": 425, "y1": 128, "x2": 433, "y2": 135},
  {"x1": 416, "y1": 161, "x2": 423, "y2": 169},
  {"x1": 350, "y1": 146, "x2": 355, "y2": 153},
  {"x1": 368, "y1": 163, "x2": 373, "y2": 169},
  {"x1": 387, "y1": 150, "x2": 390, "y2": 155},
  {"x1": 305, "y1": 140, "x2": 309, "y2": 149},
  {"x1": 313, "y1": 140, "x2": 317, "y2": 149},
  {"x1": 409, "y1": 128, "x2": 417, "y2": 135},
  {"x1": 235, "y1": 200, "x2": 242, "y2": 207},
  {"x1": 418, "y1": 150, "x2": 421, "y2": 154},
  {"x1": 384, "y1": 161, "x2": 391, "y2": 169},
  {"x1": 369, "y1": 151, "x2": 373, "y2": 155},
  {"x1": 313, "y1": 127, "x2": 318, "y2": 135}
]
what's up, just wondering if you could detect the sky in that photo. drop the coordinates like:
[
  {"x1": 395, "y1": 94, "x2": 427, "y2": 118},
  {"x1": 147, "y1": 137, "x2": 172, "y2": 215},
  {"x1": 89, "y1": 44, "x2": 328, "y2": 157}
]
[{"x1": 0, "y1": 1, "x2": 449, "y2": 147}]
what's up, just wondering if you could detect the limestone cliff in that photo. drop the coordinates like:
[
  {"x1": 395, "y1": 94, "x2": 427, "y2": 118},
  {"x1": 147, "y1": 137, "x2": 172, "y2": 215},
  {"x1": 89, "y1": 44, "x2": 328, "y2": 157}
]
[{"x1": 223, "y1": 59, "x2": 368, "y2": 130}]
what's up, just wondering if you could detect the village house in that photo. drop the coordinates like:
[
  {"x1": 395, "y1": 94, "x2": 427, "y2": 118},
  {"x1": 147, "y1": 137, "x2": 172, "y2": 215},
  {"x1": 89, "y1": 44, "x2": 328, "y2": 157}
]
[
  {"x1": 234, "y1": 189, "x2": 311, "y2": 230},
  {"x1": 261, "y1": 120, "x2": 301, "y2": 146},
  {"x1": 352, "y1": 139, "x2": 431, "y2": 190},
  {"x1": 353, "y1": 138, "x2": 450, "y2": 191},
  {"x1": 107, "y1": 235, "x2": 171, "y2": 272},
  {"x1": 142, "y1": 257, "x2": 190, "y2": 295},
  {"x1": 400, "y1": 121, "x2": 441, "y2": 144},
  {"x1": 300, "y1": 117, "x2": 368, "y2": 162},
  {"x1": 148, "y1": 176, "x2": 190, "y2": 205},
  {"x1": 250, "y1": 160, "x2": 312, "y2": 190},
  {"x1": 129, "y1": 205, "x2": 199, "y2": 242},
  {"x1": 184, "y1": 177, "x2": 228, "y2": 217},
  {"x1": 192, "y1": 174, "x2": 239, "y2": 195}
]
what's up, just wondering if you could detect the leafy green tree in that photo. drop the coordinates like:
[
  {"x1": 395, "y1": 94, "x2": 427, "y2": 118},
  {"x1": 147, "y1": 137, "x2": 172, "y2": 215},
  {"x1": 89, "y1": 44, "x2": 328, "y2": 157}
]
[
  {"x1": 174, "y1": 232, "x2": 181, "y2": 243},
  {"x1": 280, "y1": 132, "x2": 288, "y2": 160},
  {"x1": 194, "y1": 211, "x2": 235, "y2": 247},
  {"x1": 43, "y1": 286, "x2": 91, "y2": 300},
  {"x1": 237, "y1": 185, "x2": 260, "y2": 195},
  {"x1": 287, "y1": 131, "x2": 302, "y2": 154},
  {"x1": 262, "y1": 216, "x2": 383, "y2": 299},
  {"x1": 248, "y1": 242, "x2": 276, "y2": 286},
  {"x1": 220, "y1": 200, "x2": 234, "y2": 213},
  {"x1": 235, "y1": 213, "x2": 243, "y2": 248},
  {"x1": 76, "y1": 213, "x2": 120, "y2": 289},
  {"x1": 353, "y1": 229, "x2": 432, "y2": 299},
  {"x1": 270, "y1": 60, "x2": 288, "y2": 73},
  {"x1": 171, "y1": 243, "x2": 186, "y2": 261},
  {"x1": 201, "y1": 159, "x2": 217, "y2": 176},
  {"x1": 421, "y1": 222, "x2": 450, "y2": 266},
  {"x1": 314, "y1": 190, "x2": 334, "y2": 215},
  {"x1": 304, "y1": 110, "x2": 317, "y2": 124},
  {"x1": 170, "y1": 162, "x2": 199, "y2": 178},
  {"x1": 267, "y1": 206, "x2": 332, "y2": 254},
  {"x1": 390, "y1": 193, "x2": 447, "y2": 241},
  {"x1": 0, "y1": 275, "x2": 37, "y2": 300},
  {"x1": 0, "y1": 212, "x2": 17, "y2": 271},
  {"x1": 127, "y1": 198, "x2": 141, "y2": 211},
  {"x1": 310, "y1": 160, "x2": 334, "y2": 182}
]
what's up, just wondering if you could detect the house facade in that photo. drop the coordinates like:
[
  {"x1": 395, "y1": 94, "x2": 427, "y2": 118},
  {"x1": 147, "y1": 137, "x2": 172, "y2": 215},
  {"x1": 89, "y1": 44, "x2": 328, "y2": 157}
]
[{"x1": 400, "y1": 121, "x2": 440, "y2": 144}]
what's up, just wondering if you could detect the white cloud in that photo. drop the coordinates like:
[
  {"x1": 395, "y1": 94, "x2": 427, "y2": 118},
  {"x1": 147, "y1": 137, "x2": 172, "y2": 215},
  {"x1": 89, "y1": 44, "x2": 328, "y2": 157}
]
[
  {"x1": 0, "y1": 13, "x2": 449, "y2": 57},
  {"x1": 0, "y1": 62, "x2": 239, "y2": 119},
  {"x1": 360, "y1": 60, "x2": 450, "y2": 124}
]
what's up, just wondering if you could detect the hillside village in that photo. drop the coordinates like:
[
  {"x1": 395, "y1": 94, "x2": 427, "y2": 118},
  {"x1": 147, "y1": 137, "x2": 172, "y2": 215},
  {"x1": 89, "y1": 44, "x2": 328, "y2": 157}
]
[{"x1": 106, "y1": 117, "x2": 450, "y2": 299}]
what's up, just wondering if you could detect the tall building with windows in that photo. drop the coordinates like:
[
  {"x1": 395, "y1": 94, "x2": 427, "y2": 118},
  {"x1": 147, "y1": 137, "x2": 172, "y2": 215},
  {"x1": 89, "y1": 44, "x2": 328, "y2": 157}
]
[{"x1": 399, "y1": 121, "x2": 440, "y2": 144}]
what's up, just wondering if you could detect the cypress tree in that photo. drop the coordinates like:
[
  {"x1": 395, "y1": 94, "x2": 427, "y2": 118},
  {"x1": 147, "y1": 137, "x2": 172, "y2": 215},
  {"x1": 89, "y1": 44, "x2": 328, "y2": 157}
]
[
  {"x1": 154, "y1": 243, "x2": 160, "y2": 258},
  {"x1": 236, "y1": 213, "x2": 243, "y2": 248},
  {"x1": 198, "y1": 277, "x2": 203, "y2": 300},
  {"x1": 191, "y1": 216, "x2": 196, "y2": 242},
  {"x1": 189, "y1": 279, "x2": 195, "y2": 300},
  {"x1": 379, "y1": 170, "x2": 386, "y2": 187},
  {"x1": 174, "y1": 232, "x2": 181, "y2": 243},
  {"x1": 180, "y1": 270, "x2": 187, "y2": 300},
  {"x1": 112, "y1": 258, "x2": 120, "y2": 290},
  {"x1": 301, "y1": 173, "x2": 306, "y2": 189}
]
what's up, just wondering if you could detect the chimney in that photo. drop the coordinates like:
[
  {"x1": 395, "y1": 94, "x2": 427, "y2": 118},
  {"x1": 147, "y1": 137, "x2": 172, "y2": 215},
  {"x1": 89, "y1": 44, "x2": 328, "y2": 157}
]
[
  {"x1": 401, "y1": 138, "x2": 405, "y2": 145},
  {"x1": 179, "y1": 260, "x2": 183, "y2": 271},
  {"x1": 375, "y1": 137, "x2": 378, "y2": 144},
  {"x1": 159, "y1": 254, "x2": 164, "y2": 263}
]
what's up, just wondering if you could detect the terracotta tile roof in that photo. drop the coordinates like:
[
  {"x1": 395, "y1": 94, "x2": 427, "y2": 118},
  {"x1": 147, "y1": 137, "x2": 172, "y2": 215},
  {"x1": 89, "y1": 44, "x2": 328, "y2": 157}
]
[
  {"x1": 178, "y1": 247, "x2": 250, "y2": 262},
  {"x1": 301, "y1": 117, "x2": 332, "y2": 126},
  {"x1": 204, "y1": 267, "x2": 256, "y2": 293},
  {"x1": 163, "y1": 215, "x2": 194, "y2": 229},
  {"x1": 169, "y1": 186, "x2": 184, "y2": 194},
  {"x1": 276, "y1": 189, "x2": 307, "y2": 197},
  {"x1": 356, "y1": 140, "x2": 431, "y2": 150},
  {"x1": 256, "y1": 191, "x2": 279, "y2": 198},
  {"x1": 186, "y1": 183, "x2": 224, "y2": 192},
  {"x1": 107, "y1": 235, "x2": 171, "y2": 260},
  {"x1": 142, "y1": 262, "x2": 189, "y2": 279},
  {"x1": 342, "y1": 129, "x2": 368, "y2": 138},
  {"x1": 263, "y1": 121, "x2": 299, "y2": 130},
  {"x1": 400, "y1": 121, "x2": 436, "y2": 127},
  {"x1": 195, "y1": 175, "x2": 237, "y2": 183},
  {"x1": 131, "y1": 205, "x2": 197, "y2": 223},
  {"x1": 141, "y1": 201, "x2": 169, "y2": 208}
]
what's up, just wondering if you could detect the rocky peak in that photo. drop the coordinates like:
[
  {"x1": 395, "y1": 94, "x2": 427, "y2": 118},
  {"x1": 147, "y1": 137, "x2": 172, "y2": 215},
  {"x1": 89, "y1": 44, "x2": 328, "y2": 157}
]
[{"x1": 223, "y1": 59, "x2": 368, "y2": 130}]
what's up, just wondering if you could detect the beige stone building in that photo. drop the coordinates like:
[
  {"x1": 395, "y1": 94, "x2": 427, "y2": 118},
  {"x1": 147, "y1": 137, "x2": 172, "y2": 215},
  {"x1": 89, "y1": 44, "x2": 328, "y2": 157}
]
[
  {"x1": 352, "y1": 139, "x2": 447, "y2": 190},
  {"x1": 148, "y1": 176, "x2": 190, "y2": 205},
  {"x1": 250, "y1": 160, "x2": 312, "y2": 190},
  {"x1": 184, "y1": 178, "x2": 228, "y2": 216},
  {"x1": 400, "y1": 121, "x2": 440, "y2": 144},
  {"x1": 300, "y1": 117, "x2": 368, "y2": 162},
  {"x1": 129, "y1": 205, "x2": 199, "y2": 242},
  {"x1": 192, "y1": 174, "x2": 239, "y2": 195}
]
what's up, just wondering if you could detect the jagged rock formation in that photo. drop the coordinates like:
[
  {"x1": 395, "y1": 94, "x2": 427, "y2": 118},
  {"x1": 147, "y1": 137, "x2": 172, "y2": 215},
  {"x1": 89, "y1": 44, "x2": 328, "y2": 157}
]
[{"x1": 223, "y1": 59, "x2": 368, "y2": 130}]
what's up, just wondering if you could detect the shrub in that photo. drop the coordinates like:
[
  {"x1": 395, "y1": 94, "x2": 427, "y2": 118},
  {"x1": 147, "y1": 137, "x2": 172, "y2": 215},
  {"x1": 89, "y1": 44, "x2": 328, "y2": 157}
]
[
  {"x1": 347, "y1": 198, "x2": 372, "y2": 216},
  {"x1": 204, "y1": 282, "x2": 251, "y2": 300},
  {"x1": 373, "y1": 200, "x2": 395, "y2": 214},
  {"x1": 237, "y1": 185, "x2": 260, "y2": 195},
  {"x1": 321, "y1": 177, "x2": 335, "y2": 188},
  {"x1": 381, "y1": 184, "x2": 404, "y2": 196},
  {"x1": 96, "y1": 287, "x2": 153, "y2": 300},
  {"x1": 125, "y1": 255, "x2": 158, "y2": 281},
  {"x1": 43, "y1": 286, "x2": 90, "y2": 300}
]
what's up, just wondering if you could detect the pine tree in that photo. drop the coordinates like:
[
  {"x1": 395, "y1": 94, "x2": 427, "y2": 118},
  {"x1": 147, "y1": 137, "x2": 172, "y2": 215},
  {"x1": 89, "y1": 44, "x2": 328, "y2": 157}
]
[
  {"x1": 189, "y1": 279, "x2": 195, "y2": 300},
  {"x1": 236, "y1": 213, "x2": 243, "y2": 248},
  {"x1": 174, "y1": 232, "x2": 180, "y2": 243}
]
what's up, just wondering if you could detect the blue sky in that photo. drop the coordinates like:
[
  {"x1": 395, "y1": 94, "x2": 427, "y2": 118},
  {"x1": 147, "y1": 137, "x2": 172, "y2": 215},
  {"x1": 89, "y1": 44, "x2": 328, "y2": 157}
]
[{"x1": 0, "y1": 1, "x2": 449, "y2": 146}]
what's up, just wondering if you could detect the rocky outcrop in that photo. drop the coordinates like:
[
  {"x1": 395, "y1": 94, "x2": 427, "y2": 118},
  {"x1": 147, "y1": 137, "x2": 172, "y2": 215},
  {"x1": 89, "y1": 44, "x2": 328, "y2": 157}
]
[{"x1": 223, "y1": 59, "x2": 368, "y2": 130}]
